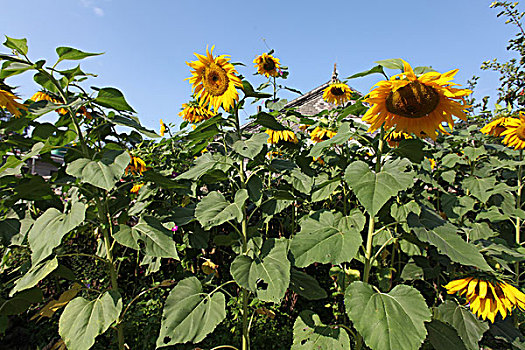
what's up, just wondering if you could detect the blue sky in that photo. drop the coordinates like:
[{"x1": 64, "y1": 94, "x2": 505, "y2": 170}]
[{"x1": 0, "y1": 0, "x2": 520, "y2": 132}]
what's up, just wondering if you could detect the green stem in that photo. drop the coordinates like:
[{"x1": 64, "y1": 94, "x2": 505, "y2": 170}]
[
  {"x1": 516, "y1": 150, "x2": 523, "y2": 283},
  {"x1": 234, "y1": 102, "x2": 250, "y2": 350},
  {"x1": 357, "y1": 127, "x2": 385, "y2": 350}
]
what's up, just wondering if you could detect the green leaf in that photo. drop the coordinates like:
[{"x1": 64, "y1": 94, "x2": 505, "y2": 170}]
[
  {"x1": 346, "y1": 65, "x2": 385, "y2": 79},
  {"x1": 407, "y1": 209, "x2": 492, "y2": 271},
  {"x1": 10, "y1": 258, "x2": 58, "y2": 297},
  {"x1": 55, "y1": 47, "x2": 102, "y2": 63},
  {"x1": 254, "y1": 111, "x2": 286, "y2": 130},
  {"x1": 345, "y1": 282, "x2": 431, "y2": 350},
  {"x1": 195, "y1": 190, "x2": 247, "y2": 230},
  {"x1": 242, "y1": 80, "x2": 272, "y2": 98},
  {"x1": 94, "y1": 87, "x2": 135, "y2": 112},
  {"x1": 413, "y1": 66, "x2": 436, "y2": 75},
  {"x1": 230, "y1": 238, "x2": 290, "y2": 303},
  {"x1": 441, "y1": 153, "x2": 467, "y2": 168},
  {"x1": 309, "y1": 123, "x2": 352, "y2": 158},
  {"x1": 66, "y1": 149, "x2": 130, "y2": 191},
  {"x1": 142, "y1": 170, "x2": 187, "y2": 189},
  {"x1": 266, "y1": 98, "x2": 288, "y2": 111},
  {"x1": 489, "y1": 317, "x2": 525, "y2": 350},
  {"x1": 289, "y1": 169, "x2": 314, "y2": 194},
  {"x1": 462, "y1": 176, "x2": 497, "y2": 203},
  {"x1": 28, "y1": 202, "x2": 86, "y2": 265},
  {"x1": 156, "y1": 277, "x2": 226, "y2": 346},
  {"x1": 177, "y1": 153, "x2": 233, "y2": 180},
  {"x1": 59, "y1": 291, "x2": 122, "y2": 350},
  {"x1": 344, "y1": 158, "x2": 415, "y2": 216},
  {"x1": 435, "y1": 300, "x2": 489, "y2": 350},
  {"x1": 3, "y1": 36, "x2": 28, "y2": 55},
  {"x1": 290, "y1": 210, "x2": 364, "y2": 267},
  {"x1": 292, "y1": 311, "x2": 350, "y2": 350},
  {"x1": 106, "y1": 113, "x2": 158, "y2": 138},
  {"x1": 311, "y1": 179, "x2": 339, "y2": 202},
  {"x1": 0, "y1": 287, "x2": 43, "y2": 315},
  {"x1": 0, "y1": 142, "x2": 45, "y2": 177},
  {"x1": 392, "y1": 138, "x2": 425, "y2": 163},
  {"x1": 375, "y1": 58, "x2": 405, "y2": 70},
  {"x1": 113, "y1": 216, "x2": 178, "y2": 259},
  {"x1": 289, "y1": 269, "x2": 327, "y2": 300},
  {"x1": 233, "y1": 133, "x2": 268, "y2": 159},
  {"x1": 247, "y1": 174, "x2": 263, "y2": 204},
  {"x1": 426, "y1": 319, "x2": 468, "y2": 350}
]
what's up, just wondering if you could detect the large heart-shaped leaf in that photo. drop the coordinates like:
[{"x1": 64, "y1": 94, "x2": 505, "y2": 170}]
[
  {"x1": 195, "y1": 190, "x2": 247, "y2": 230},
  {"x1": 230, "y1": 238, "x2": 290, "y2": 303},
  {"x1": 66, "y1": 149, "x2": 130, "y2": 191},
  {"x1": 233, "y1": 133, "x2": 268, "y2": 159},
  {"x1": 407, "y1": 209, "x2": 491, "y2": 271},
  {"x1": 435, "y1": 300, "x2": 489, "y2": 350},
  {"x1": 113, "y1": 216, "x2": 178, "y2": 259},
  {"x1": 289, "y1": 269, "x2": 327, "y2": 300},
  {"x1": 10, "y1": 258, "x2": 58, "y2": 296},
  {"x1": 94, "y1": 87, "x2": 135, "y2": 112},
  {"x1": 290, "y1": 210, "x2": 364, "y2": 267},
  {"x1": 291, "y1": 310, "x2": 350, "y2": 349},
  {"x1": 176, "y1": 153, "x2": 233, "y2": 180},
  {"x1": 462, "y1": 176, "x2": 497, "y2": 203},
  {"x1": 28, "y1": 202, "x2": 86, "y2": 265},
  {"x1": 59, "y1": 291, "x2": 122, "y2": 350},
  {"x1": 156, "y1": 277, "x2": 225, "y2": 347},
  {"x1": 345, "y1": 281, "x2": 431, "y2": 350},
  {"x1": 426, "y1": 319, "x2": 467, "y2": 350},
  {"x1": 344, "y1": 159, "x2": 414, "y2": 216}
]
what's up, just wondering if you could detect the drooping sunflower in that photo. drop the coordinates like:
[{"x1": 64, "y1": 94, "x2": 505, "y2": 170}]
[
  {"x1": 500, "y1": 113, "x2": 525, "y2": 150},
  {"x1": 0, "y1": 89, "x2": 26, "y2": 117},
  {"x1": 160, "y1": 119, "x2": 167, "y2": 137},
  {"x1": 125, "y1": 155, "x2": 147, "y2": 176},
  {"x1": 323, "y1": 83, "x2": 353, "y2": 106},
  {"x1": 186, "y1": 46, "x2": 242, "y2": 112},
  {"x1": 31, "y1": 91, "x2": 67, "y2": 115},
  {"x1": 480, "y1": 116, "x2": 513, "y2": 137},
  {"x1": 266, "y1": 129, "x2": 298, "y2": 144},
  {"x1": 444, "y1": 277, "x2": 525, "y2": 322},
  {"x1": 362, "y1": 60, "x2": 472, "y2": 140},
  {"x1": 385, "y1": 130, "x2": 413, "y2": 147},
  {"x1": 253, "y1": 53, "x2": 281, "y2": 78},
  {"x1": 310, "y1": 126, "x2": 337, "y2": 143},
  {"x1": 179, "y1": 102, "x2": 215, "y2": 123}
]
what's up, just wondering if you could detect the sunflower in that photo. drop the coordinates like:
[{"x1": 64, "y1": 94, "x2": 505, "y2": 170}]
[
  {"x1": 425, "y1": 157, "x2": 436, "y2": 170},
  {"x1": 266, "y1": 129, "x2": 298, "y2": 144},
  {"x1": 160, "y1": 119, "x2": 167, "y2": 137},
  {"x1": 31, "y1": 91, "x2": 67, "y2": 115},
  {"x1": 77, "y1": 106, "x2": 92, "y2": 120},
  {"x1": 130, "y1": 183, "x2": 144, "y2": 194},
  {"x1": 201, "y1": 259, "x2": 219, "y2": 277},
  {"x1": 444, "y1": 277, "x2": 525, "y2": 322},
  {"x1": 186, "y1": 46, "x2": 242, "y2": 112},
  {"x1": 323, "y1": 83, "x2": 353, "y2": 106},
  {"x1": 125, "y1": 155, "x2": 147, "y2": 176},
  {"x1": 310, "y1": 126, "x2": 337, "y2": 143},
  {"x1": 179, "y1": 102, "x2": 215, "y2": 123},
  {"x1": 362, "y1": 60, "x2": 472, "y2": 140},
  {"x1": 385, "y1": 130, "x2": 413, "y2": 147},
  {"x1": 500, "y1": 113, "x2": 525, "y2": 150},
  {"x1": 0, "y1": 89, "x2": 26, "y2": 117},
  {"x1": 480, "y1": 117, "x2": 513, "y2": 137},
  {"x1": 253, "y1": 53, "x2": 281, "y2": 78}
]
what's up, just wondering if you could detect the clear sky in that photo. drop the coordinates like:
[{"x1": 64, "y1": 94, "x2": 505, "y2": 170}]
[{"x1": 0, "y1": 0, "x2": 520, "y2": 132}]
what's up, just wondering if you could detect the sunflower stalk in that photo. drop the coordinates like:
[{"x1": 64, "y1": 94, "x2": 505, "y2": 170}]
[
  {"x1": 233, "y1": 101, "x2": 251, "y2": 350},
  {"x1": 516, "y1": 150, "x2": 523, "y2": 284},
  {"x1": 356, "y1": 127, "x2": 385, "y2": 350}
]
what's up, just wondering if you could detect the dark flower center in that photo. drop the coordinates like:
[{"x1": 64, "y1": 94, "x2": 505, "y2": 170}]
[
  {"x1": 386, "y1": 81, "x2": 440, "y2": 118},
  {"x1": 331, "y1": 87, "x2": 345, "y2": 96},
  {"x1": 203, "y1": 63, "x2": 229, "y2": 96},
  {"x1": 262, "y1": 58, "x2": 276, "y2": 71}
]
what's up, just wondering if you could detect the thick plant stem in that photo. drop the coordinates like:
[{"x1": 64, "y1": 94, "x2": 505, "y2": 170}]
[
  {"x1": 234, "y1": 102, "x2": 250, "y2": 350},
  {"x1": 516, "y1": 150, "x2": 523, "y2": 284},
  {"x1": 97, "y1": 199, "x2": 125, "y2": 350},
  {"x1": 356, "y1": 127, "x2": 385, "y2": 350}
]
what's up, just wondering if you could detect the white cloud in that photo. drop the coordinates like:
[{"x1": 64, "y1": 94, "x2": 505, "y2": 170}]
[
  {"x1": 93, "y1": 7, "x2": 104, "y2": 16},
  {"x1": 80, "y1": 0, "x2": 105, "y2": 17}
]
